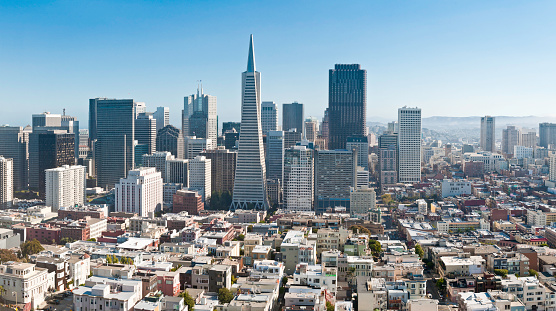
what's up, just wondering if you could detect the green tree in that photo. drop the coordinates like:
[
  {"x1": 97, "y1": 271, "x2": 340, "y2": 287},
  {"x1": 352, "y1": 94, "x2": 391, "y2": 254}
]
[
  {"x1": 179, "y1": 290, "x2": 195, "y2": 311},
  {"x1": 326, "y1": 301, "x2": 335, "y2": 311},
  {"x1": 236, "y1": 234, "x2": 245, "y2": 241},
  {"x1": 247, "y1": 225, "x2": 253, "y2": 233},
  {"x1": 87, "y1": 238, "x2": 96, "y2": 242},
  {"x1": 60, "y1": 237, "x2": 76, "y2": 244},
  {"x1": 436, "y1": 278, "x2": 447, "y2": 293},
  {"x1": 106, "y1": 255, "x2": 112, "y2": 264},
  {"x1": 529, "y1": 269, "x2": 538, "y2": 277},
  {"x1": 282, "y1": 276, "x2": 288, "y2": 286},
  {"x1": 112, "y1": 255, "x2": 119, "y2": 264},
  {"x1": 369, "y1": 240, "x2": 382, "y2": 258},
  {"x1": 414, "y1": 244, "x2": 424, "y2": 259},
  {"x1": 381, "y1": 194, "x2": 393, "y2": 206},
  {"x1": 218, "y1": 288, "x2": 234, "y2": 304},
  {"x1": 494, "y1": 269, "x2": 508, "y2": 277},
  {"x1": 0, "y1": 249, "x2": 18, "y2": 263},
  {"x1": 21, "y1": 239, "x2": 44, "y2": 258},
  {"x1": 231, "y1": 275, "x2": 238, "y2": 284}
]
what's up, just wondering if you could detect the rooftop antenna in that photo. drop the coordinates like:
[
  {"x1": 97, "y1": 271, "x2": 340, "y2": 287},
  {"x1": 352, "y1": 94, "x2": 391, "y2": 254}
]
[{"x1": 63, "y1": 108, "x2": 66, "y2": 116}]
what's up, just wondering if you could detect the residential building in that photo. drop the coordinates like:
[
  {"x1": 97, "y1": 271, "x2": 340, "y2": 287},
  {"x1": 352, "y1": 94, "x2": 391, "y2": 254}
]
[
  {"x1": 284, "y1": 146, "x2": 313, "y2": 212},
  {"x1": 502, "y1": 125, "x2": 520, "y2": 156},
  {"x1": 73, "y1": 276, "x2": 143, "y2": 311},
  {"x1": 347, "y1": 136, "x2": 369, "y2": 170},
  {"x1": 115, "y1": 167, "x2": 163, "y2": 217},
  {"x1": 328, "y1": 64, "x2": 366, "y2": 150},
  {"x1": 45, "y1": 165, "x2": 86, "y2": 211},
  {"x1": 231, "y1": 35, "x2": 269, "y2": 210},
  {"x1": 539, "y1": 122, "x2": 556, "y2": 148},
  {"x1": 0, "y1": 126, "x2": 29, "y2": 190},
  {"x1": 0, "y1": 262, "x2": 50, "y2": 310},
  {"x1": 200, "y1": 148, "x2": 236, "y2": 193},
  {"x1": 378, "y1": 133, "x2": 398, "y2": 187},
  {"x1": 349, "y1": 187, "x2": 376, "y2": 216},
  {"x1": 314, "y1": 149, "x2": 356, "y2": 214},
  {"x1": 441, "y1": 180, "x2": 471, "y2": 198},
  {"x1": 0, "y1": 156, "x2": 13, "y2": 207},
  {"x1": 189, "y1": 155, "x2": 211, "y2": 201}
]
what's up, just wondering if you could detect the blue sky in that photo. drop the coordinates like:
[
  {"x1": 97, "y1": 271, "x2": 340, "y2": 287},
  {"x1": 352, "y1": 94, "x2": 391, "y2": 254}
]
[{"x1": 1, "y1": 0, "x2": 555, "y2": 128}]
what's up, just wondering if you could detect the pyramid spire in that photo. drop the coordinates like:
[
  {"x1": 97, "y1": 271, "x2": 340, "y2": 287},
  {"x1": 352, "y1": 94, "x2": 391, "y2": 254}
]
[{"x1": 247, "y1": 34, "x2": 256, "y2": 72}]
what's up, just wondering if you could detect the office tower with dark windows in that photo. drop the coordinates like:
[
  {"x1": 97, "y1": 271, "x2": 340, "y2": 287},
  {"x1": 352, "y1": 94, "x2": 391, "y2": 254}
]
[
  {"x1": 261, "y1": 101, "x2": 278, "y2": 136},
  {"x1": 153, "y1": 107, "x2": 170, "y2": 133},
  {"x1": 346, "y1": 136, "x2": 369, "y2": 170},
  {"x1": 282, "y1": 102, "x2": 304, "y2": 135},
  {"x1": 314, "y1": 149, "x2": 356, "y2": 214},
  {"x1": 304, "y1": 117, "x2": 318, "y2": 142},
  {"x1": 327, "y1": 64, "x2": 366, "y2": 150},
  {"x1": 231, "y1": 35, "x2": 269, "y2": 210},
  {"x1": 89, "y1": 98, "x2": 135, "y2": 189},
  {"x1": 29, "y1": 129, "x2": 75, "y2": 196},
  {"x1": 201, "y1": 148, "x2": 237, "y2": 194},
  {"x1": 398, "y1": 107, "x2": 421, "y2": 183},
  {"x1": 480, "y1": 116, "x2": 496, "y2": 152},
  {"x1": 502, "y1": 125, "x2": 520, "y2": 157},
  {"x1": 0, "y1": 126, "x2": 29, "y2": 190},
  {"x1": 183, "y1": 86, "x2": 217, "y2": 143},
  {"x1": 378, "y1": 133, "x2": 398, "y2": 187},
  {"x1": 222, "y1": 122, "x2": 241, "y2": 135},
  {"x1": 135, "y1": 113, "x2": 157, "y2": 155},
  {"x1": 266, "y1": 131, "x2": 284, "y2": 182},
  {"x1": 156, "y1": 125, "x2": 184, "y2": 159},
  {"x1": 284, "y1": 146, "x2": 313, "y2": 212},
  {"x1": 284, "y1": 129, "x2": 302, "y2": 149},
  {"x1": 539, "y1": 123, "x2": 556, "y2": 149}
]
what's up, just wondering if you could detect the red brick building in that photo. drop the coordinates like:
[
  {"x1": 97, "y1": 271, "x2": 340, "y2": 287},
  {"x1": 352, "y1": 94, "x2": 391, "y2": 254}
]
[
  {"x1": 173, "y1": 190, "x2": 204, "y2": 215},
  {"x1": 26, "y1": 224, "x2": 61, "y2": 244}
]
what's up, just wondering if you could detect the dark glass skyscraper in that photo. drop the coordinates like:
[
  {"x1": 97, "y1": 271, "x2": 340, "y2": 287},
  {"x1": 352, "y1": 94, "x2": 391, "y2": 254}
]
[
  {"x1": 328, "y1": 64, "x2": 367, "y2": 150},
  {"x1": 282, "y1": 102, "x2": 304, "y2": 134}
]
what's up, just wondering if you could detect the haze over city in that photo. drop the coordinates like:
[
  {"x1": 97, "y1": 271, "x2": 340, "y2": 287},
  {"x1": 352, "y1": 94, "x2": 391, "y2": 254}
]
[{"x1": 2, "y1": 0, "x2": 556, "y2": 127}]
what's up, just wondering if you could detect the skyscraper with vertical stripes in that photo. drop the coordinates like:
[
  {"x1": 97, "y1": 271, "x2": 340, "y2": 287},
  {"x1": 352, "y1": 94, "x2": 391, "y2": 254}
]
[{"x1": 231, "y1": 35, "x2": 269, "y2": 210}]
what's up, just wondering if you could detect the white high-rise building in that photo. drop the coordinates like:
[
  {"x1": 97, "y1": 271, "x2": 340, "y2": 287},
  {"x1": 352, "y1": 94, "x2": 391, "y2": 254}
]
[
  {"x1": 189, "y1": 155, "x2": 211, "y2": 201},
  {"x1": 115, "y1": 167, "x2": 163, "y2": 217},
  {"x1": 0, "y1": 156, "x2": 13, "y2": 207},
  {"x1": 398, "y1": 107, "x2": 422, "y2": 183},
  {"x1": 184, "y1": 136, "x2": 213, "y2": 160},
  {"x1": 520, "y1": 128, "x2": 537, "y2": 148},
  {"x1": 142, "y1": 152, "x2": 173, "y2": 182},
  {"x1": 231, "y1": 35, "x2": 269, "y2": 210},
  {"x1": 261, "y1": 101, "x2": 278, "y2": 136},
  {"x1": 284, "y1": 146, "x2": 313, "y2": 211},
  {"x1": 550, "y1": 156, "x2": 556, "y2": 182},
  {"x1": 480, "y1": 116, "x2": 495, "y2": 152},
  {"x1": 45, "y1": 165, "x2": 86, "y2": 211},
  {"x1": 153, "y1": 107, "x2": 170, "y2": 132}
]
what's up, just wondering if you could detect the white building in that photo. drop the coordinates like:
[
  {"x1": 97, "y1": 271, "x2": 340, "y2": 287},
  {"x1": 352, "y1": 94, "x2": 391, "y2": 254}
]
[
  {"x1": 143, "y1": 151, "x2": 173, "y2": 182},
  {"x1": 0, "y1": 156, "x2": 13, "y2": 207},
  {"x1": 261, "y1": 101, "x2": 278, "y2": 136},
  {"x1": 250, "y1": 260, "x2": 285, "y2": 280},
  {"x1": 185, "y1": 136, "x2": 213, "y2": 160},
  {"x1": 551, "y1": 156, "x2": 556, "y2": 182},
  {"x1": 356, "y1": 167, "x2": 370, "y2": 189},
  {"x1": 398, "y1": 107, "x2": 422, "y2": 183},
  {"x1": 514, "y1": 145, "x2": 534, "y2": 159},
  {"x1": 284, "y1": 146, "x2": 313, "y2": 212},
  {"x1": 0, "y1": 262, "x2": 50, "y2": 310},
  {"x1": 527, "y1": 209, "x2": 547, "y2": 226},
  {"x1": 349, "y1": 187, "x2": 376, "y2": 216},
  {"x1": 480, "y1": 116, "x2": 495, "y2": 152},
  {"x1": 45, "y1": 165, "x2": 86, "y2": 211},
  {"x1": 501, "y1": 275, "x2": 556, "y2": 311},
  {"x1": 189, "y1": 156, "x2": 211, "y2": 201},
  {"x1": 68, "y1": 254, "x2": 91, "y2": 288},
  {"x1": 293, "y1": 263, "x2": 338, "y2": 293},
  {"x1": 73, "y1": 276, "x2": 143, "y2": 311},
  {"x1": 416, "y1": 199, "x2": 427, "y2": 215},
  {"x1": 463, "y1": 152, "x2": 504, "y2": 173},
  {"x1": 153, "y1": 106, "x2": 170, "y2": 132},
  {"x1": 115, "y1": 167, "x2": 163, "y2": 217},
  {"x1": 441, "y1": 180, "x2": 471, "y2": 198}
]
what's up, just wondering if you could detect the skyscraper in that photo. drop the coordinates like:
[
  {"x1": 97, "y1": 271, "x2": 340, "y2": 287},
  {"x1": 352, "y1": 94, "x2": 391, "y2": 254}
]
[
  {"x1": 304, "y1": 117, "x2": 318, "y2": 142},
  {"x1": 328, "y1": 64, "x2": 367, "y2": 150},
  {"x1": 135, "y1": 113, "x2": 157, "y2": 155},
  {"x1": 0, "y1": 126, "x2": 29, "y2": 190},
  {"x1": 314, "y1": 149, "x2": 356, "y2": 214},
  {"x1": 45, "y1": 165, "x2": 86, "y2": 211},
  {"x1": 261, "y1": 101, "x2": 278, "y2": 136},
  {"x1": 539, "y1": 123, "x2": 556, "y2": 148},
  {"x1": 189, "y1": 155, "x2": 211, "y2": 201},
  {"x1": 480, "y1": 116, "x2": 496, "y2": 152},
  {"x1": 520, "y1": 128, "x2": 537, "y2": 148},
  {"x1": 153, "y1": 107, "x2": 170, "y2": 133},
  {"x1": 157, "y1": 125, "x2": 184, "y2": 159},
  {"x1": 282, "y1": 102, "x2": 304, "y2": 134},
  {"x1": 200, "y1": 148, "x2": 237, "y2": 193},
  {"x1": 89, "y1": 98, "x2": 135, "y2": 189},
  {"x1": 378, "y1": 133, "x2": 398, "y2": 187},
  {"x1": 502, "y1": 125, "x2": 520, "y2": 156},
  {"x1": 183, "y1": 86, "x2": 217, "y2": 143},
  {"x1": 397, "y1": 107, "x2": 422, "y2": 183},
  {"x1": 346, "y1": 136, "x2": 369, "y2": 170},
  {"x1": 143, "y1": 151, "x2": 174, "y2": 183},
  {"x1": 231, "y1": 35, "x2": 269, "y2": 210},
  {"x1": 0, "y1": 156, "x2": 13, "y2": 208},
  {"x1": 284, "y1": 146, "x2": 313, "y2": 212},
  {"x1": 266, "y1": 131, "x2": 284, "y2": 182}
]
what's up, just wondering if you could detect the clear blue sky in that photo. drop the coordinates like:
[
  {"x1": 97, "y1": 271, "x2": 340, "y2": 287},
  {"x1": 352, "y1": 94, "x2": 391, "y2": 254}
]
[{"x1": 1, "y1": 0, "x2": 555, "y2": 128}]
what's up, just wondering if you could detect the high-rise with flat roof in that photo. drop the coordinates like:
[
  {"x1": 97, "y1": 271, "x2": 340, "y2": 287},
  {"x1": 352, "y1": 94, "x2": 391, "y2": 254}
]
[
  {"x1": 539, "y1": 123, "x2": 556, "y2": 149},
  {"x1": 282, "y1": 102, "x2": 304, "y2": 134},
  {"x1": 89, "y1": 98, "x2": 135, "y2": 189},
  {"x1": 115, "y1": 167, "x2": 163, "y2": 217},
  {"x1": 135, "y1": 113, "x2": 157, "y2": 155},
  {"x1": 189, "y1": 155, "x2": 211, "y2": 201},
  {"x1": 231, "y1": 35, "x2": 269, "y2": 210},
  {"x1": 156, "y1": 125, "x2": 184, "y2": 159},
  {"x1": 142, "y1": 151, "x2": 174, "y2": 183},
  {"x1": 480, "y1": 116, "x2": 496, "y2": 152},
  {"x1": 398, "y1": 107, "x2": 421, "y2": 183},
  {"x1": 284, "y1": 146, "x2": 313, "y2": 212},
  {"x1": 0, "y1": 156, "x2": 13, "y2": 208},
  {"x1": 314, "y1": 149, "x2": 356, "y2": 214},
  {"x1": 304, "y1": 117, "x2": 318, "y2": 142},
  {"x1": 153, "y1": 107, "x2": 170, "y2": 133},
  {"x1": 201, "y1": 148, "x2": 236, "y2": 193},
  {"x1": 346, "y1": 136, "x2": 369, "y2": 170},
  {"x1": 266, "y1": 131, "x2": 284, "y2": 182},
  {"x1": 0, "y1": 126, "x2": 29, "y2": 190},
  {"x1": 378, "y1": 133, "x2": 398, "y2": 187},
  {"x1": 502, "y1": 125, "x2": 520, "y2": 156},
  {"x1": 328, "y1": 64, "x2": 366, "y2": 150},
  {"x1": 45, "y1": 165, "x2": 86, "y2": 211},
  {"x1": 261, "y1": 101, "x2": 278, "y2": 136}
]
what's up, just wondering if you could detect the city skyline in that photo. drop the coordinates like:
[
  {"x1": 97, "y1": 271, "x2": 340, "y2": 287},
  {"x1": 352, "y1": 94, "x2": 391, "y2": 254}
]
[{"x1": 2, "y1": 1, "x2": 556, "y2": 127}]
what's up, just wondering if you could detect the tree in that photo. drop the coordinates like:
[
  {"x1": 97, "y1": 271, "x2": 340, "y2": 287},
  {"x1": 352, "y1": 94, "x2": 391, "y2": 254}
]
[
  {"x1": 218, "y1": 288, "x2": 234, "y2": 304},
  {"x1": 381, "y1": 194, "x2": 393, "y2": 206},
  {"x1": 231, "y1": 275, "x2": 238, "y2": 284},
  {"x1": 60, "y1": 237, "x2": 76, "y2": 245},
  {"x1": 436, "y1": 278, "x2": 447, "y2": 293},
  {"x1": 87, "y1": 238, "x2": 96, "y2": 242},
  {"x1": 369, "y1": 240, "x2": 382, "y2": 258},
  {"x1": 247, "y1": 225, "x2": 253, "y2": 233},
  {"x1": 494, "y1": 269, "x2": 508, "y2": 277},
  {"x1": 21, "y1": 239, "x2": 44, "y2": 258},
  {"x1": 236, "y1": 234, "x2": 245, "y2": 241},
  {"x1": 106, "y1": 255, "x2": 112, "y2": 264},
  {"x1": 414, "y1": 244, "x2": 424, "y2": 259},
  {"x1": 112, "y1": 255, "x2": 119, "y2": 264},
  {"x1": 0, "y1": 249, "x2": 18, "y2": 263},
  {"x1": 179, "y1": 290, "x2": 195, "y2": 311},
  {"x1": 529, "y1": 269, "x2": 538, "y2": 277},
  {"x1": 282, "y1": 276, "x2": 288, "y2": 286},
  {"x1": 326, "y1": 301, "x2": 335, "y2": 311}
]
